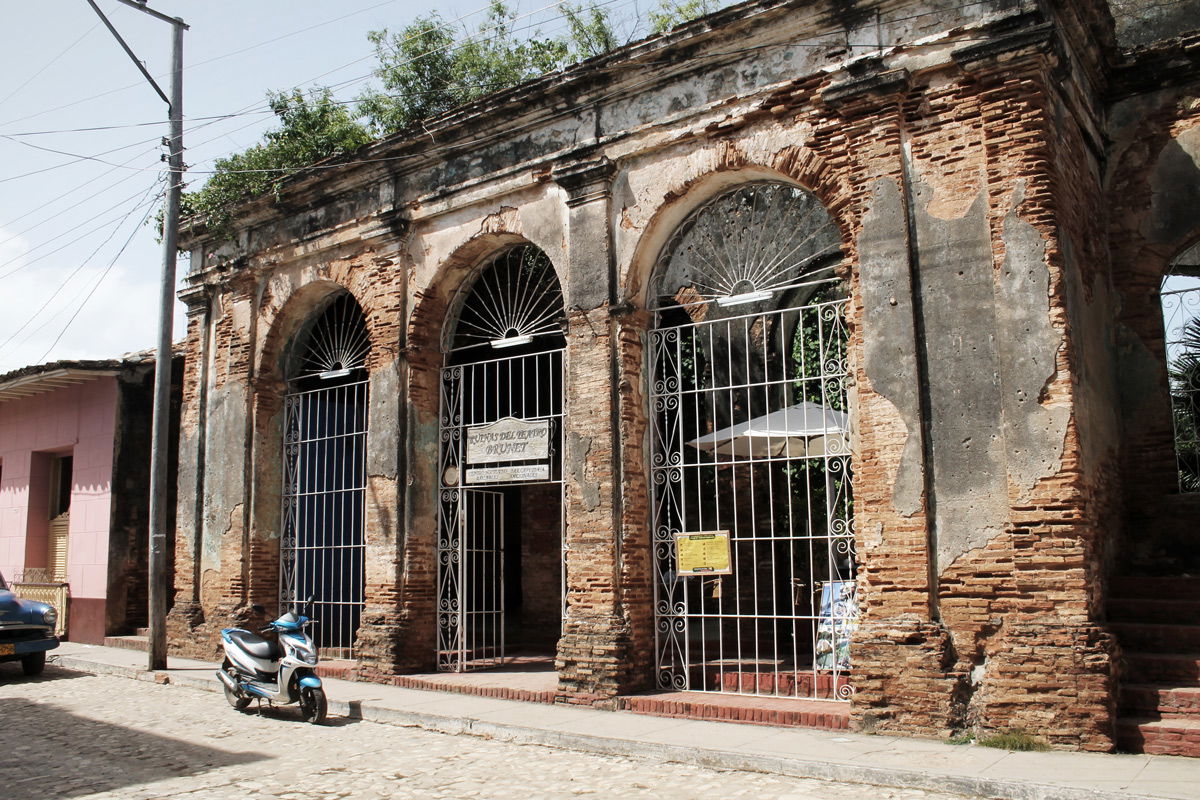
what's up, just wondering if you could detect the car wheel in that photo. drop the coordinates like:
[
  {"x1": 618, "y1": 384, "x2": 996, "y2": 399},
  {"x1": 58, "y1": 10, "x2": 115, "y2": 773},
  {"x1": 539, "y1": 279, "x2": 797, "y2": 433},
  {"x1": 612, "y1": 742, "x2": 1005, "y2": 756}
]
[{"x1": 21, "y1": 651, "x2": 45, "y2": 676}]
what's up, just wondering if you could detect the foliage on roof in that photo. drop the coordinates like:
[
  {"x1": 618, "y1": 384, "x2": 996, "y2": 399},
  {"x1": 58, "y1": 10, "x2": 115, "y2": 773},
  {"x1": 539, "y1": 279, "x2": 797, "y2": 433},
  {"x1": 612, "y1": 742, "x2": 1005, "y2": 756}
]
[{"x1": 181, "y1": 0, "x2": 729, "y2": 240}]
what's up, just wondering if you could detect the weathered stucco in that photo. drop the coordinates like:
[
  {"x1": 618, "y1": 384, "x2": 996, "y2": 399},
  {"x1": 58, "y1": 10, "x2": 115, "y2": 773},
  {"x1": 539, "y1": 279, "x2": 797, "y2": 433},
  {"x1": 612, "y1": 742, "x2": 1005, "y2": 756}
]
[
  {"x1": 165, "y1": 0, "x2": 1200, "y2": 752},
  {"x1": 996, "y1": 182, "x2": 1068, "y2": 495},
  {"x1": 857, "y1": 177, "x2": 926, "y2": 518}
]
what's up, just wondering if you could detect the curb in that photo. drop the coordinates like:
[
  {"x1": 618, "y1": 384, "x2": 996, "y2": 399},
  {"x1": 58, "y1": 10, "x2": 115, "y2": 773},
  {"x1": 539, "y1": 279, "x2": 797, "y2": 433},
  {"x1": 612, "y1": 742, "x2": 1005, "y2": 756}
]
[{"x1": 47, "y1": 655, "x2": 1164, "y2": 800}]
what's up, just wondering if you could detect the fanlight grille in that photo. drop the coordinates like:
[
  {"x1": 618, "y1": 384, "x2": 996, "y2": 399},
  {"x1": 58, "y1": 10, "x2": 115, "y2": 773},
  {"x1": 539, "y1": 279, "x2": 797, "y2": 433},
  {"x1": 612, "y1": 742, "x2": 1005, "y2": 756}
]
[
  {"x1": 448, "y1": 246, "x2": 565, "y2": 352},
  {"x1": 654, "y1": 182, "x2": 842, "y2": 305},
  {"x1": 297, "y1": 293, "x2": 370, "y2": 379}
]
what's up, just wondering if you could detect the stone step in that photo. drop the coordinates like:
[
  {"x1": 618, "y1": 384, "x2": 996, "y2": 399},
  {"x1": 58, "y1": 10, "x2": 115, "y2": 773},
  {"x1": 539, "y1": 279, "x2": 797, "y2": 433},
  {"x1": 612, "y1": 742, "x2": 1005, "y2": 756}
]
[
  {"x1": 1110, "y1": 576, "x2": 1200, "y2": 599},
  {"x1": 1122, "y1": 683, "x2": 1200, "y2": 716},
  {"x1": 707, "y1": 669, "x2": 851, "y2": 700},
  {"x1": 1117, "y1": 715, "x2": 1200, "y2": 757},
  {"x1": 1110, "y1": 622, "x2": 1200, "y2": 651},
  {"x1": 135, "y1": 627, "x2": 149, "y2": 637},
  {"x1": 618, "y1": 691, "x2": 849, "y2": 730},
  {"x1": 1108, "y1": 598, "x2": 1200, "y2": 624},
  {"x1": 1124, "y1": 653, "x2": 1200, "y2": 684},
  {"x1": 102, "y1": 635, "x2": 149, "y2": 652}
]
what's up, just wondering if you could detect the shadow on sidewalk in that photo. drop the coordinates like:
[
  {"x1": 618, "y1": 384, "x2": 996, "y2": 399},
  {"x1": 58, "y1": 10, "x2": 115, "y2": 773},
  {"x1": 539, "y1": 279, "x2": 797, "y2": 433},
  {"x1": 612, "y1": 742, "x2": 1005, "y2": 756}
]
[
  {"x1": 0, "y1": 695, "x2": 265, "y2": 800},
  {"x1": 0, "y1": 662, "x2": 89, "y2": 683}
]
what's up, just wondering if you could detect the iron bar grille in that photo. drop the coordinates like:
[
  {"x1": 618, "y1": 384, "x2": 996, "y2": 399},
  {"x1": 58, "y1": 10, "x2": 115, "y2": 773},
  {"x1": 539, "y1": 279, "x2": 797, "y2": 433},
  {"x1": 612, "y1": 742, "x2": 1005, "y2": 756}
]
[
  {"x1": 437, "y1": 349, "x2": 565, "y2": 671},
  {"x1": 281, "y1": 379, "x2": 368, "y2": 658},
  {"x1": 1163, "y1": 274, "x2": 1200, "y2": 493},
  {"x1": 650, "y1": 285, "x2": 855, "y2": 701}
]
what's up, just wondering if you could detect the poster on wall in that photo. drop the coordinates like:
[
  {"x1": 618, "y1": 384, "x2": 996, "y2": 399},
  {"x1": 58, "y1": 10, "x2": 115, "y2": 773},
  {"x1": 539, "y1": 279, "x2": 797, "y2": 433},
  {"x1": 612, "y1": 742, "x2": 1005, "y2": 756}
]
[
  {"x1": 675, "y1": 531, "x2": 733, "y2": 575},
  {"x1": 815, "y1": 579, "x2": 858, "y2": 671}
]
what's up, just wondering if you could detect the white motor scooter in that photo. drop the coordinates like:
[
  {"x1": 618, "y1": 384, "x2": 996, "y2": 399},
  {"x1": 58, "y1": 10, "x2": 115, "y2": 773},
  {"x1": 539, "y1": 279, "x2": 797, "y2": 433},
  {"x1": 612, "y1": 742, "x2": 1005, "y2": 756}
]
[{"x1": 215, "y1": 597, "x2": 327, "y2": 724}]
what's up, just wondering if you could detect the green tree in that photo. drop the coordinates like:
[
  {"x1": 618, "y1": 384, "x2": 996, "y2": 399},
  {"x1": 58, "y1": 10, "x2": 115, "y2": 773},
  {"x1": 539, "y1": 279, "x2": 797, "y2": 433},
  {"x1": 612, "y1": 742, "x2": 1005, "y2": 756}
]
[
  {"x1": 182, "y1": 0, "x2": 728, "y2": 237},
  {"x1": 182, "y1": 88, "x2": 369, "y2": 237},
  {"x1": 649, "y1": 0, "x2": 721, "y2": 34},
  {"x1": 357, "y1": 1, "x2": 573, "y2": 136},
  {"x1": 1169, "y1": 317, "x2": 1200, "y2": 491}
]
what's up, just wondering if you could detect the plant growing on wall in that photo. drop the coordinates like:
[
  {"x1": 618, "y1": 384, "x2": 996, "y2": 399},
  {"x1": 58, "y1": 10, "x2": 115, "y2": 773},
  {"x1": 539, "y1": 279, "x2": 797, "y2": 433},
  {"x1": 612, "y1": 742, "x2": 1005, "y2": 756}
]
[{"x1": 180, "y1": 1, "x2": 731, "y2": 239}]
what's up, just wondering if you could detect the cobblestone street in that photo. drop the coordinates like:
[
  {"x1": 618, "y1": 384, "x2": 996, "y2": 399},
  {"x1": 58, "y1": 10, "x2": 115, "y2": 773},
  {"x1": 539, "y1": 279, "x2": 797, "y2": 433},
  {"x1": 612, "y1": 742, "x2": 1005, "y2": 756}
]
[{"x1": 0, "y1": 665, "x2": 964, "y2": 800}]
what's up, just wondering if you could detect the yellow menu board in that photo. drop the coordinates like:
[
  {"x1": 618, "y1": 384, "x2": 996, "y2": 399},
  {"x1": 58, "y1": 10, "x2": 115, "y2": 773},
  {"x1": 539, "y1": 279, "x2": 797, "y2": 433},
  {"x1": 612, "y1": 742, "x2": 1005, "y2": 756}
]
[{"x1": 675, "y1": 531, "x2": 732, "y2": 575}]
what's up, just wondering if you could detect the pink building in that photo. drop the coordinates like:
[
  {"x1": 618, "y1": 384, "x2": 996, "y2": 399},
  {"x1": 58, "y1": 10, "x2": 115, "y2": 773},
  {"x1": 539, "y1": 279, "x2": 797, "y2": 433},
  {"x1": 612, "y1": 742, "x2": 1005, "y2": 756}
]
[{"x1": 0, "y1": 354, "x2": 178, "y2": 643}]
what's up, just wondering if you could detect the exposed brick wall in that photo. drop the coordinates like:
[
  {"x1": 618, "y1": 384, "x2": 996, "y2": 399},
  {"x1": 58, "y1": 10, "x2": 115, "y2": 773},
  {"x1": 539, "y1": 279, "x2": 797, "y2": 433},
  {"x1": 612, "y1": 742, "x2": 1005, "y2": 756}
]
[{"x1": 165, "y1": 1, "x2": 1200, "y2": 753}]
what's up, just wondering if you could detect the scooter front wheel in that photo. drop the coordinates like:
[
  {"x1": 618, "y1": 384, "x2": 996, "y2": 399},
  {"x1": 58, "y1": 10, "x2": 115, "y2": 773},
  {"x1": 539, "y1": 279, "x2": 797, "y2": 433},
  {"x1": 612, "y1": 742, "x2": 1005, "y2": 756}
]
[{"x1": 299, "y1": 685, "x2": 327, "y2": 725}]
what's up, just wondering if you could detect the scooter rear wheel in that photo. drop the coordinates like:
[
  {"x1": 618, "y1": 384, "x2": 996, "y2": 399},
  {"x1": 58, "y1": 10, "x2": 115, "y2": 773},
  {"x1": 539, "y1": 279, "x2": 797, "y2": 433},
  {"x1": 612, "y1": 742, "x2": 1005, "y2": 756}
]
[
  {"x1": 222, "y1": 661, "x2": 251, "y2": 711},
  {"x1": 299, "y1": 685, "x2": 327, "y2": 725}
]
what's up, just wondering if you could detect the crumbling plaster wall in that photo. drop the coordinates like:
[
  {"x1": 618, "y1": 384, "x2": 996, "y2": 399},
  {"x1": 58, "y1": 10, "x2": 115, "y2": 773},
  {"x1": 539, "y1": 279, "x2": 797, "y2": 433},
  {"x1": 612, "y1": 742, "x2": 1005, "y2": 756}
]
[
  {"x1": 1107, "y1": 0, "x2": 1200, "y2": 48},
  {"x1": 170, "y1": 0, "x2": 1127, "y2": 747}
]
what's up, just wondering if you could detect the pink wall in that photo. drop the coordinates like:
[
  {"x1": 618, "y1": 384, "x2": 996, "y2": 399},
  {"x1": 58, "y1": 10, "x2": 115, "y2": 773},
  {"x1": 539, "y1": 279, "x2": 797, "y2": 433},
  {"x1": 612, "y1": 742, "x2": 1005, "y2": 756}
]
[{"x1": 0, "y1": 377, "x2": 118, "y2": 609}]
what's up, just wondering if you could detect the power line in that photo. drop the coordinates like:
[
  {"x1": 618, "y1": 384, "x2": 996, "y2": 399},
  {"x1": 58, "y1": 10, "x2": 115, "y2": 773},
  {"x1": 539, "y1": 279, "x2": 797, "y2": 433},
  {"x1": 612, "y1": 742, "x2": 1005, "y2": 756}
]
[
  {"x1": 0, "y1": 152, "x2": 161, "y2": 245},
  {"x1": 0, "y1": 133, "x2": 163, "y2": 183},
  {"x1": 0, "y1": 178, "x2": 164, "y2": 357},
  {"x1": 33, "y1": 187, "x2": 165, "y2": 364},
  {"x1": 0, "y1": 21, "x2": 101, "y2": 107},
  {"x1": 0, "y1": 0, "x2": 502, "y2": 132},
  {"x1": 0, "y1": 181, "x2": 162, "y2": 264},
  {"x1": 0, "y1": 182, "x2": 165, "y2": 280}
]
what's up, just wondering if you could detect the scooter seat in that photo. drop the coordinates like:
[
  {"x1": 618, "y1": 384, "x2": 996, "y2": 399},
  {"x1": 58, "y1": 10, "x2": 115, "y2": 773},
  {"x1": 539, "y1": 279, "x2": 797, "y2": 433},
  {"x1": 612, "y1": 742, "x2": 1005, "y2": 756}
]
[{"x1": 228, "y1": 629, "x2": 282, "y2": 661}]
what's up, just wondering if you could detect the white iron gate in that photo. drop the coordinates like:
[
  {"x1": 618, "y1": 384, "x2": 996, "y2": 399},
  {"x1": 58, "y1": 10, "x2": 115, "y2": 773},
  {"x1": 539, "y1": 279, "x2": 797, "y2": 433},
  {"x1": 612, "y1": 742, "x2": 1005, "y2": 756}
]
[
  {"x1": 281, "y1": 379, "x2": 368, "y2": 657},
  {"x1": 436, "y1": 350, "x2": 564, "y2": 671},
  {"x1": 648, "y1": 181, "x2": 856, "y2": 701}
]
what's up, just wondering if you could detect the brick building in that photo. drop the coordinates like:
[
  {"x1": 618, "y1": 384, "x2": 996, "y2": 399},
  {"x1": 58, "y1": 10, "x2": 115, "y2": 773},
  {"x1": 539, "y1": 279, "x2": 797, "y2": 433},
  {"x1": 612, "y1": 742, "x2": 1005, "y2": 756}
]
[{"x1": 169, "y1": 0, "x2": 1200, "y2": 753}]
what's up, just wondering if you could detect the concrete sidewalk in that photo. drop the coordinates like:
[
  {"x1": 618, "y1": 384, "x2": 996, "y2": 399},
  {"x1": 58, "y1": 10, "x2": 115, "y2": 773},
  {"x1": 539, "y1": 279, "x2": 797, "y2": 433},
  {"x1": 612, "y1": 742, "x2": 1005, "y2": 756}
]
[{"x1": 48, "y1": 642, "x2": 1199, "y2": 800}]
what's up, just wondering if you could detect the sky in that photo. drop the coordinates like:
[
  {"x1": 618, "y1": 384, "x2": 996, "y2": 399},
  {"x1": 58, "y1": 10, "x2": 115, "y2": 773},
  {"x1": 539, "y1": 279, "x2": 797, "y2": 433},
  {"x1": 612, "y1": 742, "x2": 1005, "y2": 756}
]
[{"x1": 0, "y1": 0, "x2": 655, "y2": 374}]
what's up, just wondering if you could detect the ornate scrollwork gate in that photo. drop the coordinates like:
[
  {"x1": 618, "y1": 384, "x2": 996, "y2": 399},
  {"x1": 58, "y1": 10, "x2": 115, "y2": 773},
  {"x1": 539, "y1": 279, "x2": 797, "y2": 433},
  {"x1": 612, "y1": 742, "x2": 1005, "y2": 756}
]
[
  {"x1": 649, "y1": 182, "x2": 857, "y2": 700},
  {"x1": 437, "y1": 246, "x2": 566, "y2": 671},
  {"x1": 281, "y1": 293, "x2": 369, "y2": 658}
]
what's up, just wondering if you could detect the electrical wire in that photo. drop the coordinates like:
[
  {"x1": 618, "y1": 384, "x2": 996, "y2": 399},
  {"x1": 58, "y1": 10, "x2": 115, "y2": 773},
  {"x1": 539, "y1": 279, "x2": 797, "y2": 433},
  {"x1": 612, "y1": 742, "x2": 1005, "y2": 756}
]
[
  {"x1": 32, "y1": 187, "x2": 165, "y2": 364},
  {"x1": 0, "y1": 181, "x2": 163, "y2": 266},
  {"x1": 0, "y1": 177, "x2": 164, "y2": 356},
  {"x1": 0, "y1": 133, "x2": 163, "y2": 183},
  {"x1": 0, "y1": 178, "x2": 165, "y2": 280},
  {"x1": 0, "y1": 157, "x2": 160, "y2": 247},
  {"x1": 0, "y1": 0, "x2": 505, "y2": 132},
  {"x1": 0, "y1": 21, "x2": 101, "y2": 108}
]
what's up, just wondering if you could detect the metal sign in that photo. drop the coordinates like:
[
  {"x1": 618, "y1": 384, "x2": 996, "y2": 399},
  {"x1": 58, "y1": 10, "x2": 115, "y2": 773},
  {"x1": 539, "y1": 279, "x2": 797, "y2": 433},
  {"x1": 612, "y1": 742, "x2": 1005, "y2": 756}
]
[
  {"x1": 466, "y1": 417, "x2": 551, "y2": 464},
  {"x1": 465, "y1": 464, "x2": 550, "y2": 484},
  {"x1": 675, "y1": 531, "x2": 733, "y2": 575}
]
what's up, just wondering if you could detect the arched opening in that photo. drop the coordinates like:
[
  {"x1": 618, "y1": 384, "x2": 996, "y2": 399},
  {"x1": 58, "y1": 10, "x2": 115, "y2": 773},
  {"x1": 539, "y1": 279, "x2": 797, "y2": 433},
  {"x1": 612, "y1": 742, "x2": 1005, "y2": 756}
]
[
  {"x1": 648, "y1": 181, "x2": 856, "y2": 701},
  {"x1": 280, "y1": 291, "x2": 370, "y2": 658},
  {"x1": 437, "y1": 245, "x2": 566, "y2": 671},
  {"x1": 1163, "y1": 241, "x2": 1200, "y2": 493}
]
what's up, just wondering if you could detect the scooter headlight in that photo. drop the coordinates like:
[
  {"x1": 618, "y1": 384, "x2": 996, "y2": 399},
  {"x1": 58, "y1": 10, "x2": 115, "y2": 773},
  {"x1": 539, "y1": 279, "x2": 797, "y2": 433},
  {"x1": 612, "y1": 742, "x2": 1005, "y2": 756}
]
[{"x1": 288, "y1": 636, "x2": 318, "y2": 665}]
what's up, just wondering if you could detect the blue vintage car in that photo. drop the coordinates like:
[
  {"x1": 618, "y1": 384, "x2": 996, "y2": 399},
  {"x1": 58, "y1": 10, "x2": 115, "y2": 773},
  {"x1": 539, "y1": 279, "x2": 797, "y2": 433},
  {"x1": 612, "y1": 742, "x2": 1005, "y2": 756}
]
[{"x1": 0, "y1": 570, "x2": 59, "y2": 676}]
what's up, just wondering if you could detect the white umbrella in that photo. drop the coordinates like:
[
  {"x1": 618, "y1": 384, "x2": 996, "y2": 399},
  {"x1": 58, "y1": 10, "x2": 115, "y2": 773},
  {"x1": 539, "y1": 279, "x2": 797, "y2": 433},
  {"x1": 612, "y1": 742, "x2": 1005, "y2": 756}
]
[{"x1": 686, "y1": 401, "x2": 850, "y2": 458}]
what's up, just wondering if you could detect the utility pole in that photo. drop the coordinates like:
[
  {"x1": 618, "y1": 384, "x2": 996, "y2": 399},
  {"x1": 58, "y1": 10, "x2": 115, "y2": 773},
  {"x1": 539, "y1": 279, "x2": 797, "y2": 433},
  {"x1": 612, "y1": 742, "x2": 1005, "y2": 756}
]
[{"x1": 87, "y1": 0, "x2": 188, "y2": 671}]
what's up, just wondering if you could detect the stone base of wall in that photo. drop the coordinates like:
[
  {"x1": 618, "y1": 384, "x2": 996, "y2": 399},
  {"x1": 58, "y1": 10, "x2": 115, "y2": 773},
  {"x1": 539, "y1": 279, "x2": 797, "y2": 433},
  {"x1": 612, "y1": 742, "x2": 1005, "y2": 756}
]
[
  {"x1": 354, "y1": 605, "x2": 425, "y2": 679},
  {"x1": 166, "y1": 600, "x2": 255, "y2": 662},
  {"x1": 851, "y1": 615, "x2": 961, "y2": 737},
  {"x1": 974, "y1": 620, "x2": 1118, "y2": 752},
  {"x1": 555, "y1": 614, "x2": 638, "y2": 706}
]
